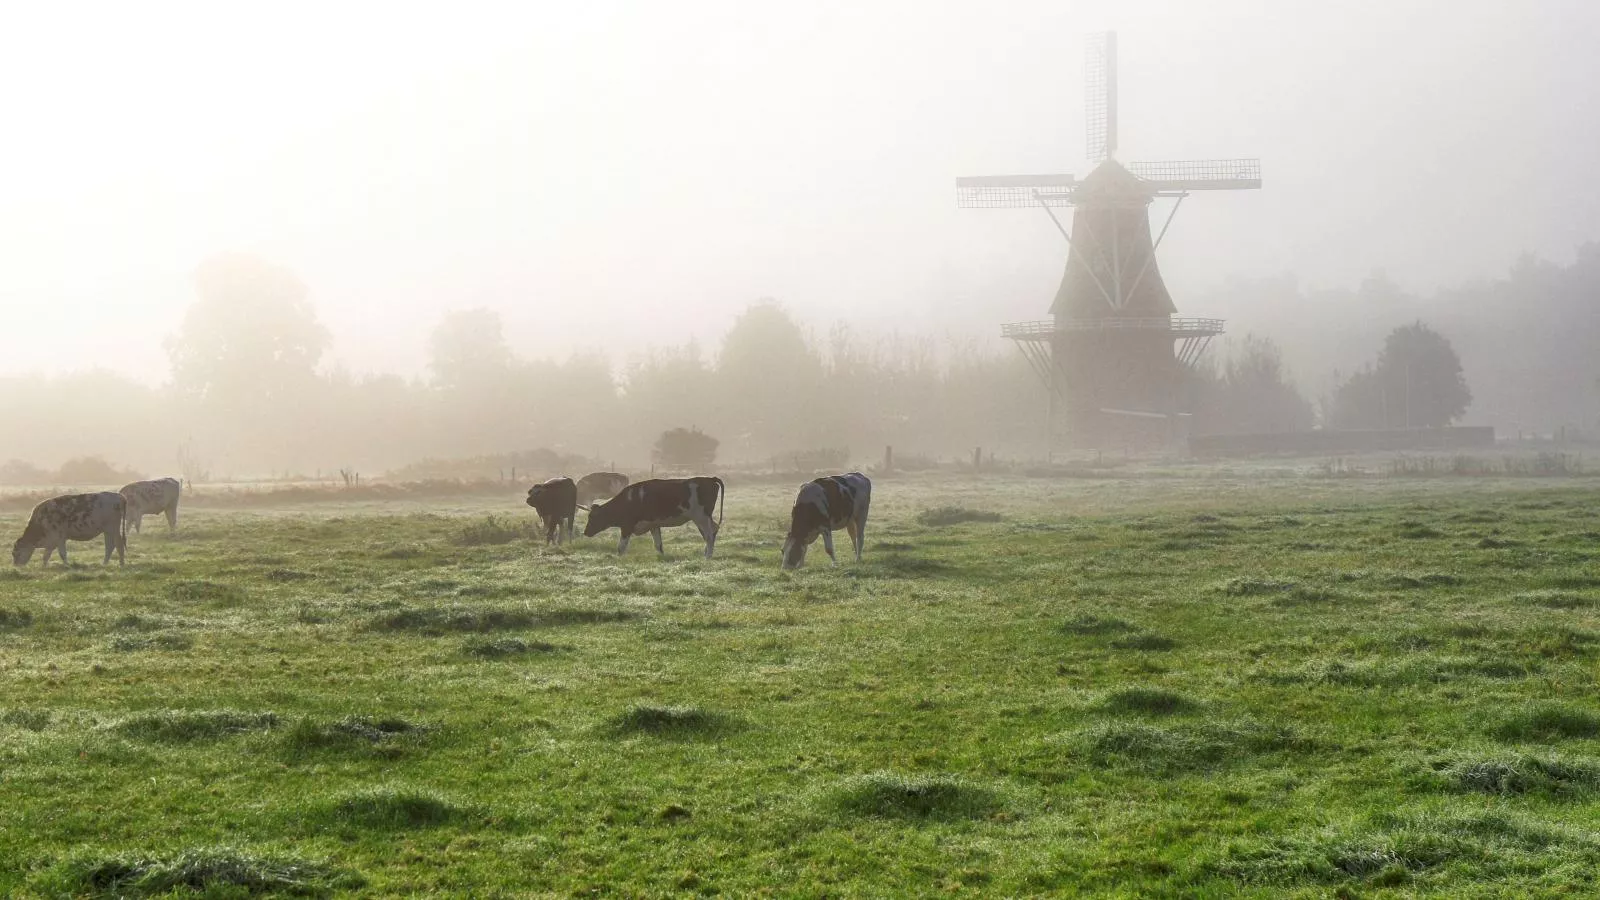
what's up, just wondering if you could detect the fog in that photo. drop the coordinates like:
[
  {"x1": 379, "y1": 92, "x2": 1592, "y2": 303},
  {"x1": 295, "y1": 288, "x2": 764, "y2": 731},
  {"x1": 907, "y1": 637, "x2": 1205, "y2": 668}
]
[{"x1": 1, "y1": 0, "x2": 1597, "y2": 475}]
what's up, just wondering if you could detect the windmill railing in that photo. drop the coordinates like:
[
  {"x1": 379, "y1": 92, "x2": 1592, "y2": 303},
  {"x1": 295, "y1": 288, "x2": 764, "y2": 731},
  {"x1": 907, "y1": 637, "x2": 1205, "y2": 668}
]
[{"x1": 1001, "y1": 317, "x2": 1225, "y2": 340}]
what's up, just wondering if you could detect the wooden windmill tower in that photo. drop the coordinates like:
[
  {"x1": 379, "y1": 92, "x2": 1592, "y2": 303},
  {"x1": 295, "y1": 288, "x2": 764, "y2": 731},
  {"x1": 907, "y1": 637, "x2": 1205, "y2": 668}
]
[{"x1": 956, "y1": 32, "x2": 1261, "y2": 449}]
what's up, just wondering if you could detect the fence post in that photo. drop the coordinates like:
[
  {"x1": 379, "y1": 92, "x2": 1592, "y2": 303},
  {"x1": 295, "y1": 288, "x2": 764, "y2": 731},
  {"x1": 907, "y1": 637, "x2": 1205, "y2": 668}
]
[
  {"x1": 973, "y1": 447, "x2": 981, "y2": 471},
  {"x1": 884, "y1": 445, "x2": 894, "y2": 473}
]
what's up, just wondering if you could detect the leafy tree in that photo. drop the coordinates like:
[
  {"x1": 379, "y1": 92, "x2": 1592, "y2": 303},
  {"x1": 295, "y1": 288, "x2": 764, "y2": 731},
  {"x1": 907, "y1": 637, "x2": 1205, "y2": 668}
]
[
  {"x1": 716, "y1": 300, "x2": 821, "y2": 454},
  {"x1": 653, "y1": 427, "x2": 718, "y2": 471},
  {"x1": 1332, "y1": 321, "x2": 1470, "y2": 428},
  {"x1": 1193, "y1": 335, "x2": 1314, "y2": 434},
  {"x1": 166, "y1": 254, "x2": 328, "y2": 406},
  {"x1": 429, "y1": 308, "x2": 514, "y2": 390}
]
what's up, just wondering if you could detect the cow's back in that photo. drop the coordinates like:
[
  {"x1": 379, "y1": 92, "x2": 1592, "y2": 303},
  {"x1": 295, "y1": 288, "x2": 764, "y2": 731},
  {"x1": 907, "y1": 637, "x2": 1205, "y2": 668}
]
[{"x1": 30, "y1": 492, "x2": 124, "y2": 541}]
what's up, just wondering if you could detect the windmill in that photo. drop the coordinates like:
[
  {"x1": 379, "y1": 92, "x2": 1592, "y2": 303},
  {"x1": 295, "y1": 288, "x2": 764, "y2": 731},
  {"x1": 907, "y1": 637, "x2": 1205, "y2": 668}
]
[{"x1": 956, "y1": 32, "x2": 1261, "y2": 450}]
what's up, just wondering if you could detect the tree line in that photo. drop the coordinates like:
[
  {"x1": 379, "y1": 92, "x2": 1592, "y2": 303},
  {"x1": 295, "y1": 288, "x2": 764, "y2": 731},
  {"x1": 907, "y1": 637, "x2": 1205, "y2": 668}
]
[{"x1": 0, "y1": 246, "x2": 1524, "y2": 483}]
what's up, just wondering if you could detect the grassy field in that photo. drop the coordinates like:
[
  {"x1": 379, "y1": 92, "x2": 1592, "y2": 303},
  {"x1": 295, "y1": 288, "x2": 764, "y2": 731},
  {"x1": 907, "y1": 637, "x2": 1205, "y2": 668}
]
[{"x1": 2, "y1": 472, "x2": 1599, "y2": 897}]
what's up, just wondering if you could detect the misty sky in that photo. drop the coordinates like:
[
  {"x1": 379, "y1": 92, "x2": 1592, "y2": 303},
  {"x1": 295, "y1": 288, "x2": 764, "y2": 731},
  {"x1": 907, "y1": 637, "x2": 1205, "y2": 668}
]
[{"x1": 2, "y1": 0, "x2": 1596, "y2": 384}]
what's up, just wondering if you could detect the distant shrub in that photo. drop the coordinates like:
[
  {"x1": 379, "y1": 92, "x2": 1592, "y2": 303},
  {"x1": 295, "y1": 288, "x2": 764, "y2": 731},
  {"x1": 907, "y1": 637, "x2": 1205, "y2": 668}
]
[
  {"x1": 54, "y1": 455, "x2": 142, "y2": 486},
  {"x1": 915, "y1": 506, "x2": 1002, "y2": 527},
  {"x1": 653, "y1": 427, "x2": 718, "y2": 471},
  {"x1": 781, "y1": 448, "x2": 850, "y2": 472}
]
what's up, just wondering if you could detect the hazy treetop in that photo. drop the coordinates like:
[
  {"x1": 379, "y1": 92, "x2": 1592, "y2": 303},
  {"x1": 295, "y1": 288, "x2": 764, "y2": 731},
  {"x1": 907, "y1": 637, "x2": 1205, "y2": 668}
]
[{"x1": 1, "y1": 0, "x2": 1595, "y2": 383}]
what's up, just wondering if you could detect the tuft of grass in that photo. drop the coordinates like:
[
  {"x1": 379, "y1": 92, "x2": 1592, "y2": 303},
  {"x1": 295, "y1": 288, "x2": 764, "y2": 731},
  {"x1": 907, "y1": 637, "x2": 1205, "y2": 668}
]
[
  {"x1": 1101, "y1": 687, "x2": 1193, "y2": 716},
  {"x1": 1211, "y1": 809, "x2": 1588, "y2": 886},
  {"x1": 1518, "y1": 589, "x2": 1597, "y2": 610},
  {"x1": 1434, "y1": 753, "x2": 1600, "y2": 796},
  {"x1": 609, "y1": 704, "x2": 734, "y2": 738},
  {"x1": 0, "y1": 605, "x2": 34, "y2": 630},
  {"x1": 1492, "y1": 703, "x2": 1600, "y2": 742},
  {"x1": 2, "y1": 708, "x2": 51, "y2": 731},
  {"x1": 462, "y1": 636, "x2": 560, "y2": 658},
  {"x1": 1220, "y1": 577, "x2": 1296, "y2": 596},
  {"x1": 454, "y1": 516, "x2": 541, "y2": 546},
  {"x1": 372, "y1": 605, "x2": 635, "y2": 634},
  {"x1": 1061, "y1": 614, "x2": 1133, "y2": 635},
  {"x1": 825, "y1": 772, "x2": 999, "y2": 820},
  {"x1": 36, "y1": 845, "x2": 353, "y2": 897},
  {"x1": 915, "y1": 506, "x2": 1002, "y2": 527},
  {"x1": 111, "y1": 709, "x2": 279, "y2": 743},
  {"x1": 319, "y1": 786, "x2": 462, "y2": 830},
  {"x1": 1110, "y1": 632, "x2": 1177, "y2": 652},
  {"x1": 1069, "y1": 719, "x2": 1306, "y2": 773},
  {"x1": 109, "y1": 632, "x2": 194, "y2": 652},
  {"x1": 167, "y1": 580, "x2": 246, "y2": 606},
  {"x1": 1383, "y1": 572, "x2": 1463, "y2": 589},
  {"x1": 284, "y1": 715, "x2": 424, "y2": 756}
]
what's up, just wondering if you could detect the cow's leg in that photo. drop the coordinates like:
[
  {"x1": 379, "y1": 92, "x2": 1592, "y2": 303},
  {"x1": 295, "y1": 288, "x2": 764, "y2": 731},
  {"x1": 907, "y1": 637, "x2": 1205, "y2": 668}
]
[
  {"x1": 617, "y1": 533, "x2": 630, "y2": 555},
  {"x1": 854, "y1": 508, "x2": 868, "y2": 561},
  {"x1": 564, "y1": 514, "x2": 574, "y2": 545},
  {"x1": 166, "y1": 504, "x2": 178, "y2": 531},
  {"x1": 651, "y1": 528, "x2": 665, "y2": 556},
  {"x1": 41, "y1": 545, "x2": 54, "y2": 567},
  {"x1": 55, "y1": 542, "x2": 67, "y2": 566},
  {"x1": 692, "y1": 514, "x2": 717, "y2": 559},
  {"x1": 132, "y1": 513, "x2": 142, "y2": 534}
]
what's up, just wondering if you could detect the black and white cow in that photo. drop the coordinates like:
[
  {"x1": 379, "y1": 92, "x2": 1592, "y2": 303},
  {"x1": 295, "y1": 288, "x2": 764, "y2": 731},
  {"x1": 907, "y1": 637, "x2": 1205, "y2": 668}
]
[
  {"x1": 583, "y1": 476, "x2": 724, "y2": 558},
  {"x1": 526, "y1": 477, "x2": 578, "y2": 545},
  {"x1": 13, "y1": 492, "x2": 128, "y2": 567},
  {"x1": 120, "y1": 477, "x2": 182, "y2": 533},
  {"x1": 781, "y1": 472, "x2": 871, "y2": 569}
]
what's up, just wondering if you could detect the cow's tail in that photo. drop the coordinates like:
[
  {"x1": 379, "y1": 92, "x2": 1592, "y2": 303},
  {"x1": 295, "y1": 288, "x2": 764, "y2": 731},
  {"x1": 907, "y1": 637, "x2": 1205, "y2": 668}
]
[{"x1": 713, "y1": 476, "x2": 726, "y2": 526}]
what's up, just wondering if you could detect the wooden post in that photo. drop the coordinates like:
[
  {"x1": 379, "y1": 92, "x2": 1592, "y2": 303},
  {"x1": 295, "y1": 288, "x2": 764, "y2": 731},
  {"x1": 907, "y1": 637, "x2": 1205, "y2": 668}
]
[{"x1": 973, "y1": 447, "x2": 981, "y2": 471}]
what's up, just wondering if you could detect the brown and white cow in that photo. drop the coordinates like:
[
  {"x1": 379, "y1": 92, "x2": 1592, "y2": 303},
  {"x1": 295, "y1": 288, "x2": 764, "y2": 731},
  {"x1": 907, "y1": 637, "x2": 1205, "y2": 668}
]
[
  {"x1": 583, "y1": 476, "x2": 724, "y2": 558},
  {"x1": 13, "y1": 492, "x2": 128, "y2": 567},
  {"x1": 526, "y1": 477, "x2": 578, "y2": 545},
  {"x1": 120, "y1": 477, "x2": 181, "y2": 534},
  {"x1": 781, "y1": 472, "x2": 871, "y2": 569},
  {"x1": 575, "y1": 471, "x2": 630, "y2": 510}
]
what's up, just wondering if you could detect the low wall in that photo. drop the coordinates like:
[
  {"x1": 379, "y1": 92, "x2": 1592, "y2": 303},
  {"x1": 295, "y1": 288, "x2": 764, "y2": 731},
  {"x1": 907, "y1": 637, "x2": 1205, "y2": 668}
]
[{"x1": 1190, "y1": 427, "x2": 1496, "y2": 458}]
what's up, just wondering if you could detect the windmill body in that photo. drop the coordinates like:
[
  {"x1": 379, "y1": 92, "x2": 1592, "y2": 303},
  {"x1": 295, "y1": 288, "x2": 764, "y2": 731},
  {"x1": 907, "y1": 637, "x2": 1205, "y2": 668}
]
[{"x1": 957, "y1": 32, "x2": 1260, "y2": 450}]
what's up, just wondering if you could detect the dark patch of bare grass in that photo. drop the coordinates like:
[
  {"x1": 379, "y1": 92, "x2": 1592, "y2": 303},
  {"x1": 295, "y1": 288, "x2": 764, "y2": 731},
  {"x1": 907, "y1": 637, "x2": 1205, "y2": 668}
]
[
  {"x1": 284, "y1": 715, "x2": 426, "y2": 758},
  {"x1": 1069, "y1": 718, "x2": 1307, "y2": 773},
  {"x1": 1110, "y1": 632, "x2": 1177, "y2": 652},
  {"x1": 454, "y1": 515, "x2": 541, "y2": 546},
  {"x1": 1518, "y1": 589, "x2": 1597, "y2": 610},
  {"x1": 1061, "y1": 614, "x2": 1134, "y2": 635},
  {"x1": 1220, "y1": 577, "x2": 1296, "y2": 597},
  {"x1": 2, "y1": 708, "x2": 51, "y2": 731},
  {"x1": 109, "y1": 632, "x2": 194, "y2": 652}
]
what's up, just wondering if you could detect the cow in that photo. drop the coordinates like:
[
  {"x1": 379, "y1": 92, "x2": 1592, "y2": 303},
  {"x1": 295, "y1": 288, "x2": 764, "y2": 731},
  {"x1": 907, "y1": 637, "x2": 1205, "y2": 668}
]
[
  {"x1": 781, "y1": 472, "x2": 872, "y2": 569},
  {"x1": 575, "y1": 471, "x2": 630, "y2": 510},
  {"x1": 13, "y1": 492, "x2": 128, "y2": 567},
  {"x1": 583, "y1": 476, "x2": 724, "y2": 558},
  {"x1": 120, "y1": 477, "x2": 182, "y2": 534},
  {"x1": 526, "y1": 477, "x2": 578, "y2": 545}
]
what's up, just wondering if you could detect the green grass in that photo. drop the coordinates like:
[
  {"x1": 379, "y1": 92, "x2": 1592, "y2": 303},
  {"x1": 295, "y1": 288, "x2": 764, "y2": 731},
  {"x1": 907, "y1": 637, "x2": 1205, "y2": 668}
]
[{"x1": 2, "y1": 473, "x2": 1600, "y2": 894}]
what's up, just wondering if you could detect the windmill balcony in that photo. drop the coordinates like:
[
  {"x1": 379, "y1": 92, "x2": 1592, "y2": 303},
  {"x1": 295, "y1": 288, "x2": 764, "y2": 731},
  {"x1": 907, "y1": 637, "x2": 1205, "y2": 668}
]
[{"x1": 1000, "y1": 317, "x2": 1225, "y2": 341}]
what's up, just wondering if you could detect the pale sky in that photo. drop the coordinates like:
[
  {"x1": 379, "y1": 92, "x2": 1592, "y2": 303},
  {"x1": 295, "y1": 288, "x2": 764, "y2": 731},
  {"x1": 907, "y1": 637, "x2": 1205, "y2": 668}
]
[{"x1": 1, "y1": 0, "x2": 1596, "y2": 383}]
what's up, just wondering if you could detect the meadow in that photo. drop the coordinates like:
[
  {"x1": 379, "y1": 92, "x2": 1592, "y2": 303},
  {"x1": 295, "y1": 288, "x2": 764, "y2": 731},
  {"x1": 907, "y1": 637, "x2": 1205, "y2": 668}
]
[{"x1": 2, "y1": 469, "x2": 1599, "y2": 897}]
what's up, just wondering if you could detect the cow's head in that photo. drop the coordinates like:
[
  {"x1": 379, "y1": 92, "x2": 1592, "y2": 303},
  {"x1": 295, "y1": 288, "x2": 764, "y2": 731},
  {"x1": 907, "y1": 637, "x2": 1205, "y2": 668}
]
[
  {"x1": 12, "y1": 537, "x2": 36, "y2": 567},
  {"x1": 781, "y1": 482, "x2": 829, "y2": 569},
  {"x1": 583, "y1": 494, "x2": 619, "y2": 537},
  {"x1": 525, "y1": 484, "x2": 546, "y2": 511}
]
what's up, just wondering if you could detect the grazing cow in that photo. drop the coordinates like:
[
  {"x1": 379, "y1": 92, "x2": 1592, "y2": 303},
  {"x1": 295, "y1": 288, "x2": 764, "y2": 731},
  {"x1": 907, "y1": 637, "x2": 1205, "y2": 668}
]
[
  {"x1": 575, "y1": 471, "x2": 630, "y2": 510},
  {"x1": 120, "y1": 477, "x2": 182, "y2": 533},
  {"x1": 781, "y1": 472, "x2": 872, "y2": 569},
  {"x1": 13, "y1": 492, "x2": 128, "y2": 567},
  {"x1": 583, "y1": 476, "x2": 724, "y2": 558},
  {"x1": 526, "y1": 477, "x2": 578, "y2": 545}
]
